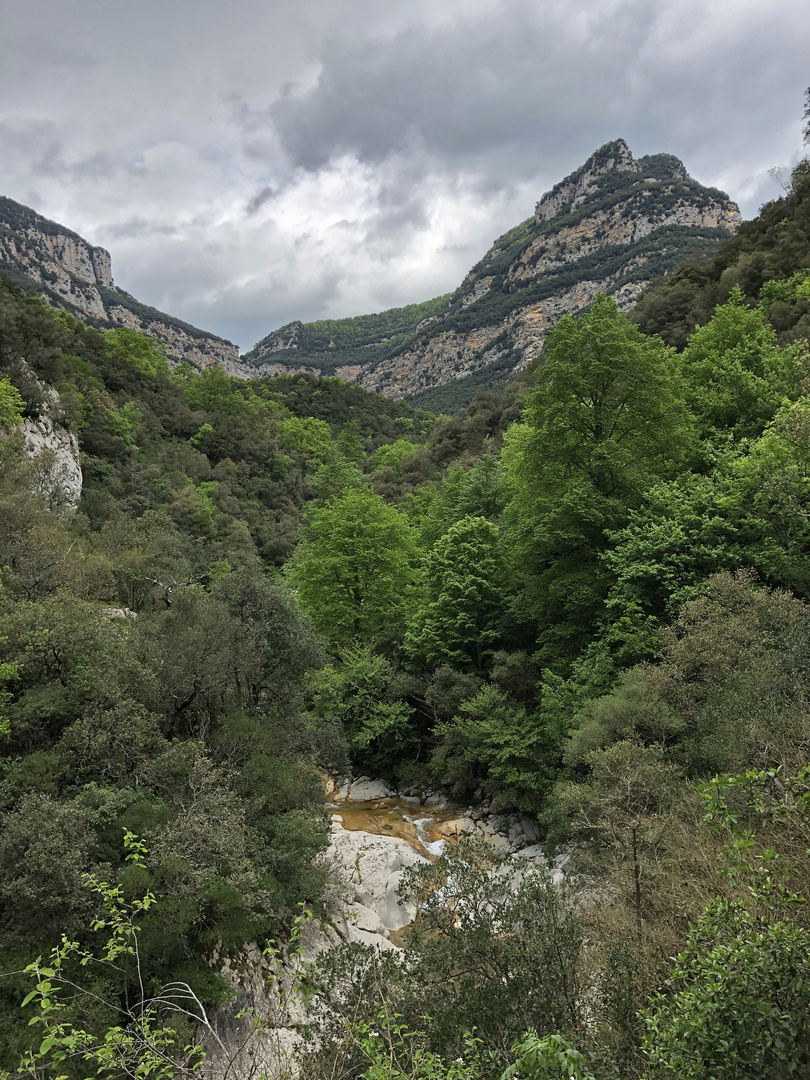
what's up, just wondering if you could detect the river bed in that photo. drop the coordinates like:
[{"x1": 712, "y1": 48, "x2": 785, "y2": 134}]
[{"x1": 328, "y1": 797, "x2": 459, "y2": 859}]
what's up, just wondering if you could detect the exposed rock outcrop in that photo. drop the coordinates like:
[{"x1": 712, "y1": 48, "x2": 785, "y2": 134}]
[
  {"x1": 201, "y1": 785, "x2": 566, "y2": 1078},
  {"x1": 1, "y1": 140, "x2": 741, "y2": 407},
  {"x1": 0, "y1": 195, "x2": 239, "y2": 371},
  {"x1": 533, "y1": 137, "x2": 640, "y2": 223},
  {"x1": 199, "y1": 814, "x2": 418, "y2": 1079},
  {"x1": 243, "y1": 140, "x2": 740, "y2": 405},
  {"x1": 20, "y1": 409, "x2": 82, "y2": 508},
  {"x1": 13, "y1": 371, "x2": 82, "y2": 508}
]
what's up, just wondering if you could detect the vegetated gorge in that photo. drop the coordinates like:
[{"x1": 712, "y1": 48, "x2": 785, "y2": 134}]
[{"x1": 0, "y1": 121, "x2": 810, "y2": 1080}]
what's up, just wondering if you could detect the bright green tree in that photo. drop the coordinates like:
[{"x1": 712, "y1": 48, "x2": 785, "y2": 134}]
[
  {"x1": 412, "y1": 447, "x2": 506, "y2": 549},
  {"x1": 336, "y1": 419, "x2": 365, "y2": 463},
  {"x1": 104, "y1": 328, "x2": 170, "y2": 376},
  {"x1": 431, "y1": 684, "x2": 550, "y2": 808},
  {"x1": 281, "y1": 415, "x2": 333, "y2": 461},
  {"x1": 406, "y1": 515, "x2": 503, "y2": 674},
  {"x1": 286, "y1": 489, "x2": 419, "y2": 649},
  {"x1": 599, "y1": 468, "x2": 745, "y2": 659},
  {"x1": 370, "y1": 437, "x2": 419, "y2": 475},
  {"x1": 738, "y1": 394, "x2": 810, "y2": 592},
  {"x1": 680, "y1": 286, "x2": 798, "y2": 441},
  {"x1": 503, "y1": 293, "x2": 691, "y2": 664},
  {"x1": 180, "y1": 364, "x2": 243, "y2": 415},
  {"x1": 0, "y1": 378, "x2": 25, "y2": 426},
  {"x1": 309, "y1": 645, "x2": 411, "y2": 768}
]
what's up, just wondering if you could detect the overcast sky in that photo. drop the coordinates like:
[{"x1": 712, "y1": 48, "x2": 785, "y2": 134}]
[{"x1": 1, "y1": 0, "x2": 807, "y2": 351}]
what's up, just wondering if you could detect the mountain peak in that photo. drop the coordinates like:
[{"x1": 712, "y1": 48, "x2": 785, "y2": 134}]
[
  {"x1": 244, "y1": 141, "x2": 740, "y2": 407},
  {"x1": 2, "y1": 139, "x2": 741, "y2": 409},
  {"x1": 535, "y1": 139, "x2": 639, "y2": 223}
]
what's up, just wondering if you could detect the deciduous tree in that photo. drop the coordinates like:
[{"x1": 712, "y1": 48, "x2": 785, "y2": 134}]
[
  {"x1": 406, "y1": 515, "x2": 503, "y2": 674},
  {"x1": 286, "y1": 489, "x2": 419, "y2": 650},
  {"x1": 503, "y1": 293, "x2": 690, "y2": 664}
]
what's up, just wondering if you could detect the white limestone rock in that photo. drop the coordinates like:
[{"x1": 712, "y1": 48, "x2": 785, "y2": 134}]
[
  {"x1": 327, "y1": 819, "x2": 426, "y2": 932},
  {"x1": 507, "y1": 815, "x2": 541, "y2": 848},
  {"x1": 435, "y1": 816, "x2": 477, "y2": 839},
  {"x1": 17, "y1": 377, "x2": 82, "y2": 509},
  {"x1": 344, "y1": 777, "x2": 395, "y2": 801},
  {"x1": 515, "y1": 844, "x2": 547, "y2": 862},
  {"x1": 422, "y1": 792, "x2": 450, "y2": 809},
  {"x1": 553, "y1": 849, "x2": 573, "y2": 871}
]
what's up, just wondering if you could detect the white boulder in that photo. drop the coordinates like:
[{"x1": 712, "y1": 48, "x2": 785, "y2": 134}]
[
  {"x1": 434, "y1": 816, "x2": 477, "y2": 839},
  {"x1": 328, "y1": 820, "x2": 426, "y2": 932},
  {"x1": 345, "y1": 777, "x2": 395, "y2": 801}
]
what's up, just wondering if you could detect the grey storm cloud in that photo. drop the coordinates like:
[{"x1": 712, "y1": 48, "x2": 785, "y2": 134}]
[
  {"x1": 269, "y1": 0, "x2": 807, "y2": 192},
  {"x1": 271, "y1": 5, "x2": 620, "y2": 172},
  {"x1": 246, "y1": 186, "x2": 276, "y2": 216},
  {"x1": 0, "y1": 0, "x2": 808, "y2": 350}
]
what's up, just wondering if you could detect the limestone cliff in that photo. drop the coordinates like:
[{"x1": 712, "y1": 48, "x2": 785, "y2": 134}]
[
  {"x1": 243, "y1": 140, "x2": 741, "y2": 408},
  {"x1": 1, "y1": 141, "x2": 742, "y2": 408},
  {"x1": 20, "y1": 392, "x2": 83, "y2": 509},
  {"x1": 0, "y1": 196, "x2": 239, "y2": 371},
  {"x1": 3, "y1": 364, "x2": 83, "y2": 508}
]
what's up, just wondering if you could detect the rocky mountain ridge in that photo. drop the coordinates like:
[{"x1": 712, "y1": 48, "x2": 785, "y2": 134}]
[
  {"x1": 1, "y1": 140, "x2": 741, "y2": 409},
  {"x1": 0, "y1": 196, "x2": 240, "y2": 371},
  {"x1": 244, "y1": 140, "x2": 741, "y2": 408}
]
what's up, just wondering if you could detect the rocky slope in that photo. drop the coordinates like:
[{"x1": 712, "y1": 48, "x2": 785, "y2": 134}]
[
  {"x1": 243, "y1": 140, "x2": 740, "y2": 409},
  {"x1": 0, "y1": 196, "x2": 240, "y2": 371},
  {"x1": 1, "y1": 141, "x2": 741, "y2": 409},
  {"x1": 19, "y1": 380, "x2": 83, "y2": 509},
  {"x1": 201, "y1": 778, "x2": 564, "y2": 1079}
]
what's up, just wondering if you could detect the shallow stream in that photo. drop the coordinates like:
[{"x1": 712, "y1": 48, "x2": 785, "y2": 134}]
[{"x1": 328, "y1": 797, "x2": 460, "y2": 860}]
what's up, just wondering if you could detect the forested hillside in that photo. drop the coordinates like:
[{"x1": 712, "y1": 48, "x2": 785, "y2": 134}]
[
  {"x1": 1, "y1": 147, "x2": 810, "y2": 1079},
  {"x1": 244, "y1": 295, "x2": 453, "y2": 376},
  {"x1": 633, "y1": 157, "x2": 810, "y2": 347}
]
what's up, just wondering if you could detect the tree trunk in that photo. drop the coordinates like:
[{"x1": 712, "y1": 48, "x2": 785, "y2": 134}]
[{"x1": 631, "y1": 825, "x2": 643, "y2": 941}]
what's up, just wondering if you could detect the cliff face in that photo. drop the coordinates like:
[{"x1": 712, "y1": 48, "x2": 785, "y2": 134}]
[
  {"x1": 1, "y1": 141, "x2": 741, "y2": 406},
  {"x1": 0, "y1": 196, "x2": 239, "y2": 371},
  {"x1": 20, "y1": 392, "x2": 83, "y2": 509},
  {"x1": 7, "y1": 364, "x2": 83, "y2": 509},
  {"x1": 243, "y1": 141, "x2": 741, "y2": 406}
]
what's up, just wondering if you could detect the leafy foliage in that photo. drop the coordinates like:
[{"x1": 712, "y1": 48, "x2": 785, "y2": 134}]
[
  {"x1": 2, "y1": 832, "x2": 206, "y2": 1080},
  {"x1": 286, "y1": 488, "x2": 420, "y2": 650},
  {"x1": 642, "y1": 900, "x2": 810, "y2": 1079},
  {"x1": 641, "y1": 764, "x2": 810, "y2": 1078},
  {"x1": 503, "y1": 293, "x2": 690, "y2": 664},
  {"x1": 633, "y1": 157, "x2": 810, "y2": 349},
  {"x1": 406, "y1": 515, "x2": 503, "y2": 673},
  {"x1": 5, "y1": 111, "x2": 810, "y2": 1080},
  {"x1": 0, "y1": 377, "x2": 24, "y2": 425}
]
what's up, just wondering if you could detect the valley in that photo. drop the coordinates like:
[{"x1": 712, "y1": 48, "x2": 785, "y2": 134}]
[{"x1": 1, "y1": 119, "x2": 809, "y2": 1080}]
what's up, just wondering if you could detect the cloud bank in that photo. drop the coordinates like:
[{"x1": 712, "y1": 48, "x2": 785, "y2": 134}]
[{"x1": 1, "y1": 0, "x2": 807, "y2": 349}]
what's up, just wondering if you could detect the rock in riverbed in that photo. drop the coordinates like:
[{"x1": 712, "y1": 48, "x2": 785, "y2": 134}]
[{"x1": 327, "y1": 817, "x2": 426, "y2": 933}]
